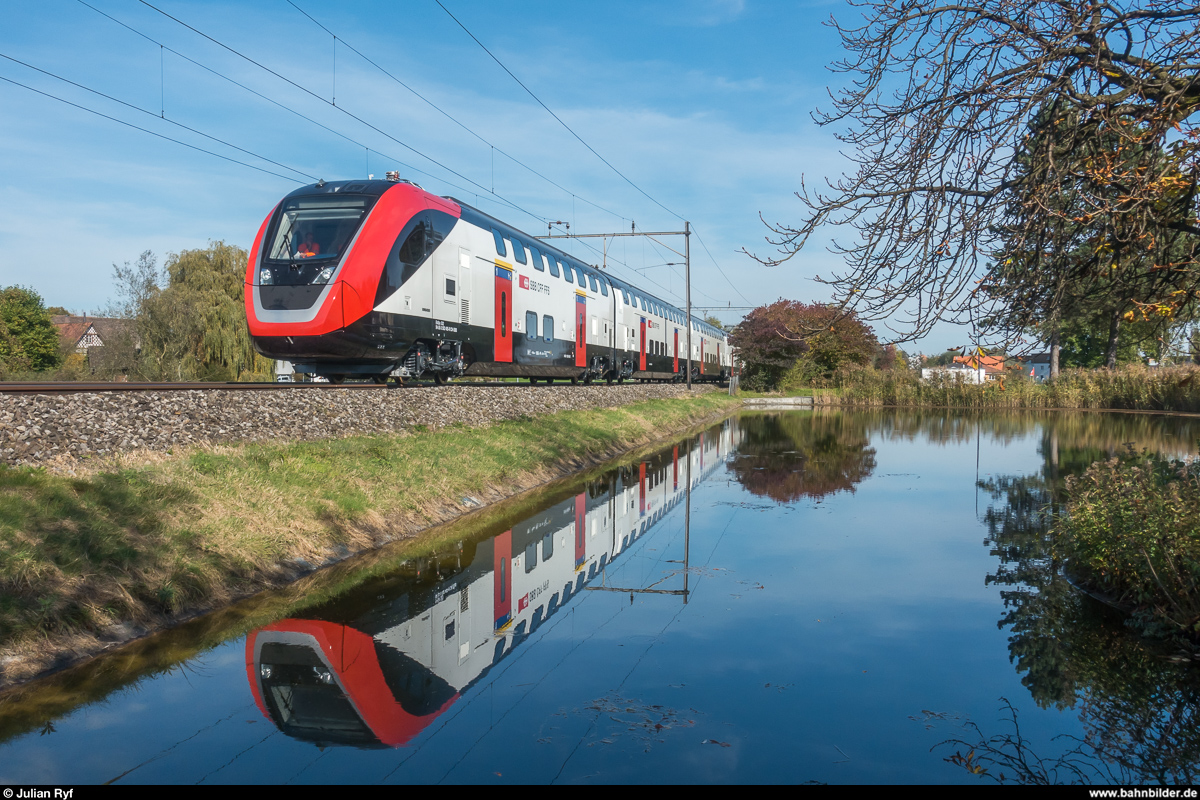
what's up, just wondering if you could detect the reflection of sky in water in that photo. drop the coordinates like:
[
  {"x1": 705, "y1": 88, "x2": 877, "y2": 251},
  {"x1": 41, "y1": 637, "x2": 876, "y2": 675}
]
[{"x1": 1, "y1": 410, "x2": 1195, "y2": 784}]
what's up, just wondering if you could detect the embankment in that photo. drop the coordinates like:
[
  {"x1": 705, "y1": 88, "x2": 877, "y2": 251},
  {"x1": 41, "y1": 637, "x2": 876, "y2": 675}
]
[{"x1": 0, "y1": 385, "x2": 736, "y2": 686}]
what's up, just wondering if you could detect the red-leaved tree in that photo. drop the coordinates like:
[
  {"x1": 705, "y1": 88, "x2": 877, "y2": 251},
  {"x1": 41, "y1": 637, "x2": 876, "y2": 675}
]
[{"x1": 729, "y1": 300, "x2": 879, "y2": 390}]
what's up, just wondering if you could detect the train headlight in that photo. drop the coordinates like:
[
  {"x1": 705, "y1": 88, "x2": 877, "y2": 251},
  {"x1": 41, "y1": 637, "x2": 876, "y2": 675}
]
[
  {"x1": 313, "y1": 266, "x2": 335, "y2": 285},
  {"x1": 259, "y1": 268, "x2": 273, "y2": 285}
]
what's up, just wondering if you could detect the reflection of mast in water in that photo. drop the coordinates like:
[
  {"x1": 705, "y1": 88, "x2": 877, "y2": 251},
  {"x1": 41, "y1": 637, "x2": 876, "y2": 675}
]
[{"x1": 245, "y1": 421, "x2": 738, "y2": 749}]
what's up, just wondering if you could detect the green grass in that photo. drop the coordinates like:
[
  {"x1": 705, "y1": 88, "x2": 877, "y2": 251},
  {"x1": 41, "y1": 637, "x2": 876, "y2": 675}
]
[{"x1": 0, "y1": 391, "x2": 738, "y2": 677}]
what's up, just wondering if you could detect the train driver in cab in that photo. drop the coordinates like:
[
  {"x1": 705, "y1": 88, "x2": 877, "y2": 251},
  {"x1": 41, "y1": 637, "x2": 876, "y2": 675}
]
[{"x1": 294, "y1": 225, "x2": 321, "y2": 258}]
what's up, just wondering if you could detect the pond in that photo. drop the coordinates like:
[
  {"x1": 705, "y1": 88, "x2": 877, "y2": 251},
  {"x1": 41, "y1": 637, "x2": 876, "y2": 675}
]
[{"x1": 1, "y1": 409, "x2": 1198, "y2": 784}]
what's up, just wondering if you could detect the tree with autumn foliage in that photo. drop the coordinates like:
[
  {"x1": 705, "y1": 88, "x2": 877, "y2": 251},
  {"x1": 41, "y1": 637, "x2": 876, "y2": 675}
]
[
  {"x1": 750, "y1": 1, "x2": 1200, "y2": 349},
  {"x1": 729, "y1": 300, "x2": 880, "y2": 391}
]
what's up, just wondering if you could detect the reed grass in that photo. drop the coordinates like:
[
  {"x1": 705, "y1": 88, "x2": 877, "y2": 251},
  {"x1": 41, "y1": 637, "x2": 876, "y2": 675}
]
[{"x1": 814, "y1": 364, "x2": 1200, "y2": 412}]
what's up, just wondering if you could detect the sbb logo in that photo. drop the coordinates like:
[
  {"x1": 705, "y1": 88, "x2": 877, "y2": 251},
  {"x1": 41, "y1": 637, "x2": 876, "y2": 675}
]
[{"x1": 519, "y1": 275, "x2": 529, "y2": 289}]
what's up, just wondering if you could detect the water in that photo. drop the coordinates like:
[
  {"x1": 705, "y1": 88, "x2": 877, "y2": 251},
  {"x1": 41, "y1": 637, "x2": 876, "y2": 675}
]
[{"x1": 2, "y1": 409, "x2": 1199, "y2": 784}]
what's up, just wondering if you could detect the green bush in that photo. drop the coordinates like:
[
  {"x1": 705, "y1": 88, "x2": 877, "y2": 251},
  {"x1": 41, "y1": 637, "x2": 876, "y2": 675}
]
[{"x1": 1055, "y1": 449, "x2": 1200, "y2": 639}]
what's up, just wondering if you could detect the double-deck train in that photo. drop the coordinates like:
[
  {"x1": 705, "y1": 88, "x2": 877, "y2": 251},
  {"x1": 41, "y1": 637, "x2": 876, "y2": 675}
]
[
  {"x1": 245, "y1": 423, "x2": 738, "y2": 748},
  {"x1": 244, "y1": 175, "x2": 731, "y2": 384}
]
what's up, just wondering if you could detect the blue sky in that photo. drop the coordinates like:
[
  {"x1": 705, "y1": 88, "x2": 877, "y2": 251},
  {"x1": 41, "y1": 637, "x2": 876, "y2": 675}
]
[{"x1": 0, "y1": 0, "x2": 966, "y2": 351}]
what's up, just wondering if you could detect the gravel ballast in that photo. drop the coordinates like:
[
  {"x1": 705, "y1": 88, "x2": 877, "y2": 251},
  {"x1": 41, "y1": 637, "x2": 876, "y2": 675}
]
[{"x1": 0, "y1": 383, "x2": 716, "y2": 467}]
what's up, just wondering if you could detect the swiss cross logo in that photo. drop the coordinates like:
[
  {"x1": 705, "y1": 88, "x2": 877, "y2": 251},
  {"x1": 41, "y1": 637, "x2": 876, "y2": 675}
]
[
  {"x1": 518, "y1": 594, "x2": 529, "y2": 612},
  {"x1": 519, "y1": 275, "x2": 529, "y2": 289}
]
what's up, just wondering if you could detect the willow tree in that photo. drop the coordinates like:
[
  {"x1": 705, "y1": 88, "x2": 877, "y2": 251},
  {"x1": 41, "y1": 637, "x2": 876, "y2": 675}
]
[
  {"x1": 135, "y1": 242, "x2": 272, "y2": 381},
  {"x1": 753, "y1": 1, "x2": 1200, "y2": 349}
]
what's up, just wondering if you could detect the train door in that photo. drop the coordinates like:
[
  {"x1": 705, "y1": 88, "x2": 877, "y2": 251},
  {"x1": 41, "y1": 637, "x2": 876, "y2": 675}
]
[
  {"x1": 493, "y1": 530, "x2": 512, "y2": 631},
  {"x1": 459, "y1": 248, "x2": 472, "y2": 326},
  {"x1": 435, "y1": 242, "x2": 457, "y2": 322},
  {"x1": 494, "y1": 265, "x2": 512, "y2": 362},
  {"x1": 700, "y1": 338, "x2": 705, "y2": 375},
  {"x1": 639, "y1": 461, "x2": 646, "y2": 516},
  {"x1": 574, "y1": 494, "x2": 587, "y2": 569},
  {"x1": 673, "y1": 329, "x2": 679, "y2": 374},
  {"x1": 575, "y1": 292, "x2": 587, "y2": 367},
  {"x1": 639, "y1": 317, "x2": 647, "y2": 371}
]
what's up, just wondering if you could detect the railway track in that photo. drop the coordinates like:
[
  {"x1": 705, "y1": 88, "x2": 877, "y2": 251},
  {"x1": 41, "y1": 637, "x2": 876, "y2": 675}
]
[{"x1": 0, "y1": 379, "x2": 658, "y2": 395}]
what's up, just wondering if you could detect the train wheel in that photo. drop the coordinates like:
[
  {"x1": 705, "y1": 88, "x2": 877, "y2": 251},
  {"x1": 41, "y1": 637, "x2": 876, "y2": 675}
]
[
  {"x1": 570, "y1": 376, "x2": 579, "y2": 385},
  {"x1": 328, "y1": 374, "x2": 346, "y2": 385},
  {"x1": 372, "y1": 374, "x2": 388, "y2": 385},
  {"x1": 528, "y1": 377, "x2": 538, "y2": 385},
  {"x1": 434, "y1": 372, "x2": 447, "y2": 386},
  {"x1": 545, "y1": 378, "x2": 554, "y2": 385},
  {"x1": 606, "y1": 375, "x2": 614, "y2": 384},
  {"x1": 617, "y1": 375, "x2": 625, "y2": 384}
]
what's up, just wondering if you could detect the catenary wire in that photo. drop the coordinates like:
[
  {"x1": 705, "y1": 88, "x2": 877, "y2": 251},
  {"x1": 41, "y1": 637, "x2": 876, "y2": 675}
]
[
  {"x1": 74, "y1": 0, "x2": 538, "y2": 223},
  {"x1": 286, "y1": 0, "x2": 631, "y2": 226},
  {"x1": 433, "y1": 0, "x2": 685, "y2": 224},
  {"x1": 137, "y1": 0, "x2": 554, "y2": 228},
  {"x1": 0, "y1": 74, "x2": 301, "y2": 183},
  {"x1": 0, "y1": 52, "x2": 317, "y2": 182}
]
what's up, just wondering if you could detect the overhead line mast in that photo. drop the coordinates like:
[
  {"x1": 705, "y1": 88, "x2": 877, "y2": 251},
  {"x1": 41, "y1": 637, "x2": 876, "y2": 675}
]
[{"x1": 539, "y1": 224, "x2": 696, "y2": 391}]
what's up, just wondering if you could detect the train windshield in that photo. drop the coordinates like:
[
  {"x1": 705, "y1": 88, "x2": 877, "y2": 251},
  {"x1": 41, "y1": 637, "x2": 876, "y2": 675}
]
[{"x1": 264, "y1": 194, "x2": 375, "y2": 269}]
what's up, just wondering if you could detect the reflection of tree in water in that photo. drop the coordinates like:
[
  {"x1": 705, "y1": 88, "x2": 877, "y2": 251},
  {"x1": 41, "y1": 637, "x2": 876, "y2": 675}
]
[
  {"x1": 729, "y1": 412, "x2": 875, "y2": 503},
  {"x1": 966, "y1": 423, "x2": 1200, "y2": 784}
]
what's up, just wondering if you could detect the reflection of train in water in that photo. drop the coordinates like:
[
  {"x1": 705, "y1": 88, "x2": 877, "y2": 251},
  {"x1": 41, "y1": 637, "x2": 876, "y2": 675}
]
[{"x1": 245, "y1": 424, "x2": 738, "y2": 748}]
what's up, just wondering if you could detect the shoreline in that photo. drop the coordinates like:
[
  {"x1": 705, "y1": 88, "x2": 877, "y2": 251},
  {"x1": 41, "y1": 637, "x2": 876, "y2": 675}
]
[{"x1": 0, "y1": 389, "x2": 737, "y2": 690}]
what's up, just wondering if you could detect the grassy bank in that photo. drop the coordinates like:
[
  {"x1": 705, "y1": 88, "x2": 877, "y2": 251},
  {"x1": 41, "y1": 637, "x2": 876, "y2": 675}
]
[
  {"x1": 810, "y1": 364, "x2": 1200, "y2": 412},
  {"x1": 0, "y1": 391, "x2": 738, "y2": 683},
  {"x1": 1054, "y1": 449, "x2": 1200, "y2": 642}
]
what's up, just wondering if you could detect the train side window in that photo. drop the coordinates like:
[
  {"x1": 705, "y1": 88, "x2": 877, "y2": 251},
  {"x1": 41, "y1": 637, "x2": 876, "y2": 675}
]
[
  {"x1": 508, "y1": 239, "x2": 527, "y2": 264},
  {"x1": 525, "y1": 542, "x2": 538, "y2": 573},
  {"x1": 543, "y1": 315, "x2": 553, "y2": 342},
  {"x1": 562, "y1": 262, "x2": 574, "y2": 284},
  {"x1": 529, "y1": 246, "x2": 545, "y2": 271},
  {"x1": 542, "y1": 532, "x2": 554, "y2": 561},
  {"x1": 588, "y1": 275, "x2": 599, "y2": 293},
  {"x1": 526, "y1": 310, "x2": 538, "y2": 338},
  {"x1": 492, "y1": 228, "x2": 506, "y2": 257},
  {"x1": 600, "y1": 280, "x2": 608, "y2": 297},
  {"x1": 549, "y1": 259, "x2": 560, "y2": 278},
  {"x1": 445, "y1": 277, "x2": 456, "y2": 297}
]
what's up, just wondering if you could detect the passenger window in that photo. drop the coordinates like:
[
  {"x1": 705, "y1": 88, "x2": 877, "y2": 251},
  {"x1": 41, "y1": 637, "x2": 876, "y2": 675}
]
[
  {"x1": 600, "y1": 280, "x2": 608, "y2": 297},
  {"x1": 542, "y1": 532, "x2": 554, "y2": 561},
  {"x1": 562, "y1": 263, "x2": 574, "y2": 284},
  {"x1": 543, "y1": 315, "x2": 553, "y2": 342},
  {"x1": 549, "y1": 259, "x2": 561, "y2": 278},
  {"x1": 492, "y1": 228, "x2": 506, "y2": 257},
  {"x1": 530, "y1": 246, "x2": 545, "y2": 271},
  {"x1": 509, "y1": 240, "x2": 527, "y2": 264},
  {"x1": 445, "y1": 277, "x2": 456, "y2": 297},
  {"x1": 526, "y1": 311, "x2": 538, "y2": 338},
  {"x1": 588, "y1": 275, "x2": 599, "y2": 293}
]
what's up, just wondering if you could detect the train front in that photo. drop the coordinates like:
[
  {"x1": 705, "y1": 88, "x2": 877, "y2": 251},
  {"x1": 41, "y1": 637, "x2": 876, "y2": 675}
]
[{"x1": 244, "y1": 178, "x2": 460, "y2": 381}]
